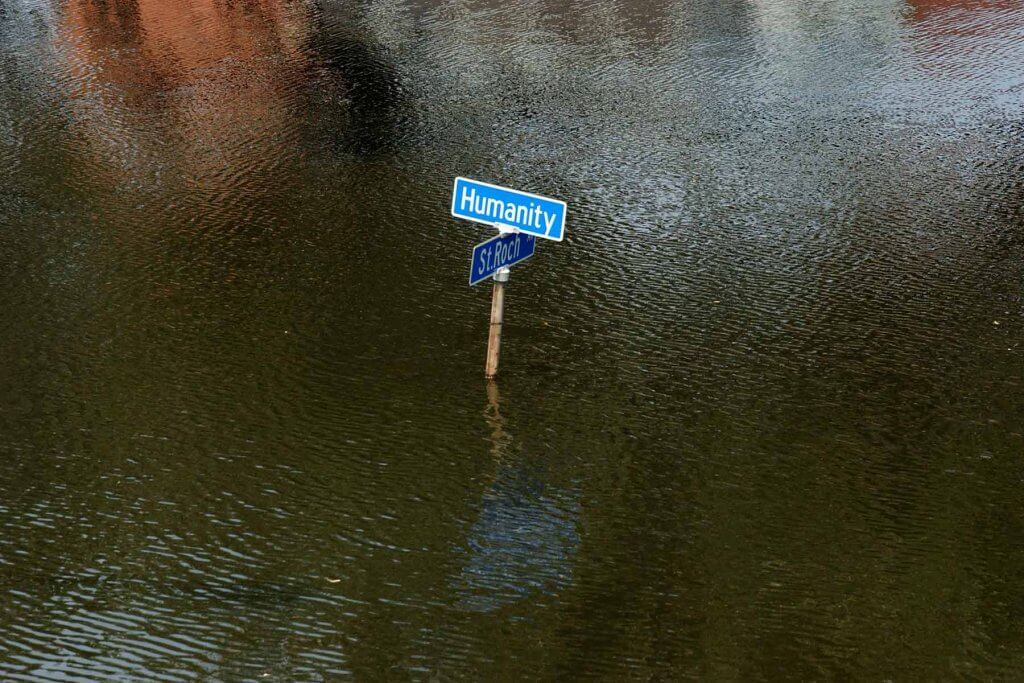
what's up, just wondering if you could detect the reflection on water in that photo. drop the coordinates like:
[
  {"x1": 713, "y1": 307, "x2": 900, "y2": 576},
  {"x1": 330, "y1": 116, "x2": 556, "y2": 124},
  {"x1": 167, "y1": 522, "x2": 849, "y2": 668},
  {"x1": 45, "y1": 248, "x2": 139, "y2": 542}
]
[
  {"x1": 909, "y1": 0, "x2": 1020, "y2": 22},
  {"x1": 453, "y1": 383, "x2": 578, "y2": 612},
  {"x1": 1, "y1": 0, "x2": 1024, "y2": 678},
  {"x1": 58, "y1": 0, "x2": 312, "y2": 181}
]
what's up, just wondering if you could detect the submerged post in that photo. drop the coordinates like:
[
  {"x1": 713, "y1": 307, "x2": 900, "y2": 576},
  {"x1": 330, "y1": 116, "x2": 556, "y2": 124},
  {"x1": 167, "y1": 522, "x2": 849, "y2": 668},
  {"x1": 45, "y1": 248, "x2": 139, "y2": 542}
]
[
  {"x1": 485, "y1": 267, "x2": 510, "y2": 378},
  {"x1": 451, "y1": 177, "x2": 567, "y2": 378}
]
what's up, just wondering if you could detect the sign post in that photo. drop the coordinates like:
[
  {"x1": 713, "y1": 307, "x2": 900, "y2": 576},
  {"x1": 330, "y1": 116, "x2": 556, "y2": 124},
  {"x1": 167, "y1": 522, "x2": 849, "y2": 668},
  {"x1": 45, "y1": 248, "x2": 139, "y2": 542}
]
[
  {"x1": 485, "y1": 267, "x2": 510, "y2": 378},
  {"x1": 451, "y1": 177, "x2": 567, "y2": 377}
]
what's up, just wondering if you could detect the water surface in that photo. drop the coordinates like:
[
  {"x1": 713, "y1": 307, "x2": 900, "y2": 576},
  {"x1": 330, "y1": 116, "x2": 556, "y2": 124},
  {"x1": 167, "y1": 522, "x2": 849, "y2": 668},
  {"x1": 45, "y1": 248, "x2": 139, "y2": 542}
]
[{"x1": 2, "y1": 0, "x2": 1024, "y2": 679}]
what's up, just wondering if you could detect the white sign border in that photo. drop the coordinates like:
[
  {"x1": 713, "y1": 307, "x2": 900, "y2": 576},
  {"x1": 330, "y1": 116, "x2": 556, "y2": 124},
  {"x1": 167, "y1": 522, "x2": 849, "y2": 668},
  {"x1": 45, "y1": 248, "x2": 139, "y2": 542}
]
[{"x1": 451, "y1": 176, "x2": 568, "y2": 242}]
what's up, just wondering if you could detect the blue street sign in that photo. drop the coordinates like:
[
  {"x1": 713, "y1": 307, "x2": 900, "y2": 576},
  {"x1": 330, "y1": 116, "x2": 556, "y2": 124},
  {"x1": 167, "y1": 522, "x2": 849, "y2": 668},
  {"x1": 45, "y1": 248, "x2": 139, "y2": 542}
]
[
  {"x1": 452, "y1": 177, "x2": 567, "y2": 241},
  {"x1": 469, "y1": 232, "x2": 537, "y2": 286}
]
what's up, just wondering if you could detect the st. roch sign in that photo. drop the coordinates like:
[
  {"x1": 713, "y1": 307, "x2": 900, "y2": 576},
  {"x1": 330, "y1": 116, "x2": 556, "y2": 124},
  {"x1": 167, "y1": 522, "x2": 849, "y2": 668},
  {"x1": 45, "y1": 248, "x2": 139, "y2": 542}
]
[{"x1": 450, "y1": 177, "x2": 568, "y2": 377}]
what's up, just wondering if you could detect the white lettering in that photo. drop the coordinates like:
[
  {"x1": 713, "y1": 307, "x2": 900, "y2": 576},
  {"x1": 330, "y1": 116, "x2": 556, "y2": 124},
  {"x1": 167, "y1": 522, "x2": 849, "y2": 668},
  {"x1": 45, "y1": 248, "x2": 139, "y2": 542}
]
[
  {"x1": 461, "y1": 186, "x2": 476, "y2": 213},
  {"x1": 515, "y1": 205, "x2": 528, "y2": 224},
  {"x1": 483, "y1": 198, "x2": 501, "y2": 218},
  {"x1": 544, "y1": 211, "x2": 556, "y2": 234}
]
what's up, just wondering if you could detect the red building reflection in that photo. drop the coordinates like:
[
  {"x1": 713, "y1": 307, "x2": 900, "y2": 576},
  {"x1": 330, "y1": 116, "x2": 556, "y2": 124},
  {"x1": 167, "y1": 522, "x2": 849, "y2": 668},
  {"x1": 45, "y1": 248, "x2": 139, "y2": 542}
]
[
  {"x1": 57, "y1": 0, "x2": 314, "y2": 186},
  {"x1": 906, "y1": 0, "x2": 1019, "y2": 23}
]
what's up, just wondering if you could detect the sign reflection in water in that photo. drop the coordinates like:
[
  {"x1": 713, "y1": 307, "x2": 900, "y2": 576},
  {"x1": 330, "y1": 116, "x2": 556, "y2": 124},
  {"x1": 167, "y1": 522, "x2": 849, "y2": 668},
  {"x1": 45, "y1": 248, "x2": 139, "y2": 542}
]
[{"x1": 453, "y1": 383, "x2": 579, "y2": 613}]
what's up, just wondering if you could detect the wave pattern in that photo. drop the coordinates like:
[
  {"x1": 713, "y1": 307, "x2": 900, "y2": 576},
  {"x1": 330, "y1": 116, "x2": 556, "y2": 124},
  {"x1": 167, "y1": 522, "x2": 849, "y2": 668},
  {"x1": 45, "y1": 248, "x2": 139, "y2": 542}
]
[{"x1": 1, "y1": 0, "x2": 1024, "y2": 679}]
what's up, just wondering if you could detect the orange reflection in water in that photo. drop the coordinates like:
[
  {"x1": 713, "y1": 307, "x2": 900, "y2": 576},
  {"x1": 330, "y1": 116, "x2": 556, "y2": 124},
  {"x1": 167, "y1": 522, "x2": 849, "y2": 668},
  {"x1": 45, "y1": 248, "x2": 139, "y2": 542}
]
[
  {"x1": 58, "y1": 0, "x2": 314, "y2": 189},
  {"x1": 906, "y1": 0, "x2": 1019, "y2": 22},
  {"x1": 903, "y1": 0, "x2": 1022, "y2": 71}
]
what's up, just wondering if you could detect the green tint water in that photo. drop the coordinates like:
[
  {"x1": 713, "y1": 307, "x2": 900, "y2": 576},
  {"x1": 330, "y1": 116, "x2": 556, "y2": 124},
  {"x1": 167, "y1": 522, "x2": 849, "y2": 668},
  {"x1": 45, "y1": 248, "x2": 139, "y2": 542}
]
[{"x1": 2, "y1": 0, "x2": 1024, "y2": 678}]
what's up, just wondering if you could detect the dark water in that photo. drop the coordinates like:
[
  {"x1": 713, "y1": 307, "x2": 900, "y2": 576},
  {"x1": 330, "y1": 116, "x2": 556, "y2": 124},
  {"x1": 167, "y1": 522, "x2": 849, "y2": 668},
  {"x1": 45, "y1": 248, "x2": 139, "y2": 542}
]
[{"x1": 2, "y1": 0, "x2": 1023, "y2": 679}]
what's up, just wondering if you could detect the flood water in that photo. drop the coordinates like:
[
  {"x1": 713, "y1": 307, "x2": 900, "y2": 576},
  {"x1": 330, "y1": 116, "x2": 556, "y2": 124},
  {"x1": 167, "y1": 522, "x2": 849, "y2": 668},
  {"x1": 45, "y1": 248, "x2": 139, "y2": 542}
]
[{"x1": 2, "y1": 0, "x2": 1023, "y2": 679}]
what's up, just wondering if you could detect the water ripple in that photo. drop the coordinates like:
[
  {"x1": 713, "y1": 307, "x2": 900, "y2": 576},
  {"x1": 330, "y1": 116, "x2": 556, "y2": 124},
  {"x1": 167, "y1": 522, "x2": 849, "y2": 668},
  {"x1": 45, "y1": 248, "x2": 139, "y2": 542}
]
[{"x1": 2, "y1": 0, "x2": 1024, "y2": 678}]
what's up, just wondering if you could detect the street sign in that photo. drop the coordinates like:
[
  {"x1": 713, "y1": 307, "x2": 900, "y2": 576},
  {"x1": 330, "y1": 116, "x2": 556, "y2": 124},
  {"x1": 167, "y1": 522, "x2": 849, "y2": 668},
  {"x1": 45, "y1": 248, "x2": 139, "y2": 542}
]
[
  {"x1": 469, "y1": 231, "x2": 536, "y2": 286},
  {"x1": 451, "y1": 177, "x2": 567, "y2": 377},
  {"x1": 452, "y1": 177, "x2": 567, "y2": 242}
]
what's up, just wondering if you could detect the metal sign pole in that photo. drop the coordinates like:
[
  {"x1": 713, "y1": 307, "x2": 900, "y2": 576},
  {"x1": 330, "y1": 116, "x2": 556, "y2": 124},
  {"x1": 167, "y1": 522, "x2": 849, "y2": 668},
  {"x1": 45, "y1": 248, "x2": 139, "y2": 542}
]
[{"x1": 485, "y1": 266, "x2": 510, "y2": 378}]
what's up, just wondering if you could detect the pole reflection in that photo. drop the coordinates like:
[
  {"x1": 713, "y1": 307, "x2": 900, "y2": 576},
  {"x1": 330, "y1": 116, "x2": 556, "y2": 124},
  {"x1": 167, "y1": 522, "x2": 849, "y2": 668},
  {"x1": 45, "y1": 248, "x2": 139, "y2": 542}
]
[{"x1": 451, "y1": 382, "x2": 579, "y2": 613}]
